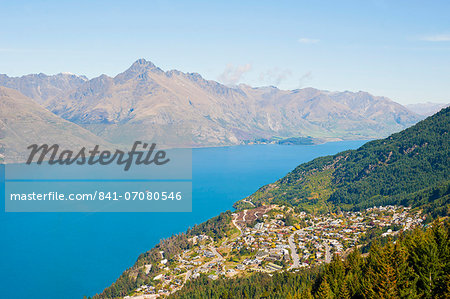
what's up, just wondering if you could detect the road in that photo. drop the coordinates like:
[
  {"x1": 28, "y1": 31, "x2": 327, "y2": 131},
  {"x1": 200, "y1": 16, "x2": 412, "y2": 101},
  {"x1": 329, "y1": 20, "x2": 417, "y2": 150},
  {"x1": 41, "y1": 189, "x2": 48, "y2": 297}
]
[
  {"x1": 242, "y1": 199, "x2": 255, "y2": 207},
  {"x1": 210, "y1": 246, "x2": 225, "y2": 261},
  {"x1": 232, "y1": 210, "x2": 247, "y2": 236},
  {"x1": 324, "y1": 241, "x2": 331, "y2": 263},
  {"x1": 232, "y1": 214, "x2": 243, "y2": 236},
  {"x1": 181, "y1": 245, "x2": 224, "y2": 285},
  {"x1": 243, "y1": 209, "x2": 248, "y2": 222},
  {"x1": 288, "y1": 230, "x2": 301, "y2": 269},
  {"x1": 184, "y1": 269, "x2": 192, "y2": 283}
]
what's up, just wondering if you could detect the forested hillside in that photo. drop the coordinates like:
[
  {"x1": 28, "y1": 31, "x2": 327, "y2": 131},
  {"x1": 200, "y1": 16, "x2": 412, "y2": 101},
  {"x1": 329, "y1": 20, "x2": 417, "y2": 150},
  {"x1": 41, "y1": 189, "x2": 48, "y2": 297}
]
[
  {"x1": 92, "y1": 108, "x2": 449, "y2": 299},
  {"x1": 235, "y1": 107, "x2": 449, "y2": 216}
]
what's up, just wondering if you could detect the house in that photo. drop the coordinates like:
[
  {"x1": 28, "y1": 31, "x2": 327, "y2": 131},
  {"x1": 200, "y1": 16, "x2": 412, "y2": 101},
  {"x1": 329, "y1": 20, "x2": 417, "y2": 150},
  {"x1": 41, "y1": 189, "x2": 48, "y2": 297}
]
[
  {"x1": 266, "y1": 263, "x2": 283, "y2": 271},
  {"x1": 203, "y1": 250, "x2": 215, "y2": 258},
  {"x1": 243, "y1": 258, "x2": 260, "y2": 266},
  {"x1": 254, "y1": 222, "x2": 264, "y2": 230},
  {"x1": 255, "y1": 250, "x2": 269, "y2": 258},
  {"x1": 236, "y1": 264, "x2": 246, "y2": 270},
  {"x1": 192, "y1": 273, "x2": 200, "y2": 279}
]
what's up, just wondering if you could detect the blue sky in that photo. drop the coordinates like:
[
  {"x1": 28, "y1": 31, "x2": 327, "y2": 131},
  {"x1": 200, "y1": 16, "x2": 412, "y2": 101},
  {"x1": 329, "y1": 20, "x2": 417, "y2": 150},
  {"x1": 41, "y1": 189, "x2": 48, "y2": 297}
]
[{"x1": 1, "y1": 0, "x2": 449, "y2": 104}]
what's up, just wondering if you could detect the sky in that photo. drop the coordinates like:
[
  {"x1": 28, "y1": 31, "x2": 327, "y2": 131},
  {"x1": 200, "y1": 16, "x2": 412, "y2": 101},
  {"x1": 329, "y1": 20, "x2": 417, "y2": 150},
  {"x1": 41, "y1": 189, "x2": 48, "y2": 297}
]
[{"x1": 0, "y1": 0, "x2": 449, "y2": 104}]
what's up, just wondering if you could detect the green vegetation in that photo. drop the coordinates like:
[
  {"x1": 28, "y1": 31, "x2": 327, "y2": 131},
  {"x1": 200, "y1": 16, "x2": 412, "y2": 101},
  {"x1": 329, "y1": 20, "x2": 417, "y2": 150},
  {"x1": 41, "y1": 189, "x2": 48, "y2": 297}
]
[
  {"x1": 170, "y1": 220, "x2": 449, "y2": 299},
  {"x1": 235, "y1": 107, "x2": 450, "y2": 216},
  {"x1": 172, "y1": 270, "x2": 319, "y2": 298},
  {"x1": 93, "y1": 109, "x2": 449, "y2": 298},
  {"x1": 92, "y1": 212, "x2": 233, "y2": 299}
]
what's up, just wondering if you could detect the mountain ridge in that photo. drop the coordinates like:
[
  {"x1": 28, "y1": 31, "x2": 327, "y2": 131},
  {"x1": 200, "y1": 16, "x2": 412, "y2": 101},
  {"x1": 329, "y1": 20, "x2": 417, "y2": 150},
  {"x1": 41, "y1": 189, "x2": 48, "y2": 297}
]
[
  {"x1": 0, "y1": 59, "x2": 423, "y2": 147},
  {"x1": 0, "y1": 86, "x2": 111, "y2": 162}
]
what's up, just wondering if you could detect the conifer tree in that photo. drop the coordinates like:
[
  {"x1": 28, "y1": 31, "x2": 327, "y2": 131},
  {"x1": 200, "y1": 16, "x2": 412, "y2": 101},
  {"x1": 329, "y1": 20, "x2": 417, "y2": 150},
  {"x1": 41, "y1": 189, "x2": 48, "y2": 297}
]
[
  {"x1": 315, "y1": 277, "x2": 333, "y2": 299},
  {"x1": 338, "y1": 279, "x2": 351, "y2": 299},
  {"x1": 407, "y1": 227, "x2": 440, "y2": 298},
  {"x1": 300, "y1": 287, "x2": 314, "y2": 299},
  {"x1": 392, "y1": 239, "x2": 417, "y2": 298}
]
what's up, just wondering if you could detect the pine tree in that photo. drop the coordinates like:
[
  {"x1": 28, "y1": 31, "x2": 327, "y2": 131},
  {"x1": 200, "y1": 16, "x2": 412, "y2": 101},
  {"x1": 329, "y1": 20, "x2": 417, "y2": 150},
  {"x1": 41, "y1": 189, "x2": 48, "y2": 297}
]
[
  {"x1": 338, "y1": 279, "x2": 351, "y2": 299},
  {"x1": 392, "y1": 239, "x2": 417, "y2": 298},
  {"x1": 377, "y1": 260, "x2": 399, "y2": 298},
  {"x1": 407, "y1": 227, "x2": 441, "y2": 298},
  {"x1": 326, "y1": 254, "x2": 346, "y2": 295},
  {"x1": 430, "y1": 220, "x2": 450, "y2": 298},
  {"x1": 363, "y1": 240, "x2": 400, "y2": 299},
  {"x1": 345, "y1": 250, "x2": 363, "y2": 296},
  {"x1": 315, "y1": 277, "x2": 333, "y2": 299},
  {"x1": 300, "y1": 287, "x2": 314, "y2": 299}
]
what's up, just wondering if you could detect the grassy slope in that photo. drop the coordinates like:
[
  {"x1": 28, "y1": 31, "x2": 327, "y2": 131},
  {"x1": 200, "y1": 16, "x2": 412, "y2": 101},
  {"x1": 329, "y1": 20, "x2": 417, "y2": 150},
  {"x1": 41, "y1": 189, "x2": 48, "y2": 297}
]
[{"x1": 234, "y1": 107, "x2": 450, "y2": 216}]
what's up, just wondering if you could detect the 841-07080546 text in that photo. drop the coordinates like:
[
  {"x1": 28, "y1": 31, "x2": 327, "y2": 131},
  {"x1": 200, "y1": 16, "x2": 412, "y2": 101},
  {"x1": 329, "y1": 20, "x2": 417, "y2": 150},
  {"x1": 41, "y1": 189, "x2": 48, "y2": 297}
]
[{"x1": 9, "y1": 191, "x2": 183, "y2": 201}]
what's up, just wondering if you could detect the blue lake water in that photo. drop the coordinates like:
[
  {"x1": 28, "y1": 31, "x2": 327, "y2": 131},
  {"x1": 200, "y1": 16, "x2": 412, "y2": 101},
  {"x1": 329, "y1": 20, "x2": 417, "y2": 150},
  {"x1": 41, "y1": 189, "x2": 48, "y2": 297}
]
[{"x1": 0, "y1": 141, "x2": 367, "y2": 298}]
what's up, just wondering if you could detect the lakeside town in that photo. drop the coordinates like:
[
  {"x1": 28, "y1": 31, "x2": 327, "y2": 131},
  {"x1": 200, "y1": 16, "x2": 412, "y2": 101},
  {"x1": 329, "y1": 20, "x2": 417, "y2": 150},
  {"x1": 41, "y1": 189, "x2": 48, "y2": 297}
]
[{"x1": 125, "y1": 204, "x2": 425, "y2": 298}]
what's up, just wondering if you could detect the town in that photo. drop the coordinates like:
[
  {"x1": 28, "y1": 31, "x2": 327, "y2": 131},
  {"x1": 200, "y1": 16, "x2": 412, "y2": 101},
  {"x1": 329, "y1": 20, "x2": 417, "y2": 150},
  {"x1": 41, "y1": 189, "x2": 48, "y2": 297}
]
[{"x1": 125, "y1": 204, "x2": 424, "y2": 298}]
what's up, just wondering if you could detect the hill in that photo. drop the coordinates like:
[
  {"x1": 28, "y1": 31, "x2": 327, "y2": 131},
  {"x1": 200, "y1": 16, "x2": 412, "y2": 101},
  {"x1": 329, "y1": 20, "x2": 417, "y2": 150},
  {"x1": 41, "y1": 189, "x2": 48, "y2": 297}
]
[
  {"x1": 0, "y1": 59, "x2": 421, "y2": 147},
  {"x1": 0, "y1": 86, "x2": 110, "y2": 162},
  {"x1": 91, "y1": 109, "x2": 448, "y2": 299},
  {"x1": 234, "y1": 107, "x2": 450, "y2": 217}
]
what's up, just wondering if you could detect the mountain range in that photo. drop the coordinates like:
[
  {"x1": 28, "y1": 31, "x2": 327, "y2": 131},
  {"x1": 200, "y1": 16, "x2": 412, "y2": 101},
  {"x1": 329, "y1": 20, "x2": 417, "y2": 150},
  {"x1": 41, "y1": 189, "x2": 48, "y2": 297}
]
[{"x1": 0, "y1": 59, "x2": 424, "y2": 149}]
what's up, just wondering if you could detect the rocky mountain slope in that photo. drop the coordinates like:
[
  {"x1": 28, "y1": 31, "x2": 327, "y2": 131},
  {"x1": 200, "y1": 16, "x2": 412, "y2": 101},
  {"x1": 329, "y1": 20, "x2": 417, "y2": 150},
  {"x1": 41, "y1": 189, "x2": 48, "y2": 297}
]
[
  {"x1": 0, "y1": 59, "x2": 422, "y2": 147},
  {"x1": 0, "y1": 72, "x2": 88, "y2": 104},
  {"x1": 0, "y1": 87, "x2": 109, "y2": 162}
]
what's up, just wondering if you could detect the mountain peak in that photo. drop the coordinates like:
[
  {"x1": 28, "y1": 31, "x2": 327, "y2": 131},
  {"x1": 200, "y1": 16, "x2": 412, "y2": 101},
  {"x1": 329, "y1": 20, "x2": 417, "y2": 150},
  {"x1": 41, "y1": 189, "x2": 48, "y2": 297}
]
[
  {"x1": 132, "y1": 58, "x2": 156, "y2": 69},
  {"x1": 126, "y1": 58, "x2": 159, "y2": 73},
  {"x1": 115, "y1": 59, "x2": 163, "y2": 82}
]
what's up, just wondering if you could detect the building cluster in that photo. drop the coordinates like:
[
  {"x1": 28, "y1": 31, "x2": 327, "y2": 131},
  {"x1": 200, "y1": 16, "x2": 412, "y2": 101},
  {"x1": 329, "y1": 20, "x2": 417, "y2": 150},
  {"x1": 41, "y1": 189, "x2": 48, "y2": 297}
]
[{"x1": 127, "y1": 205, "x2": 423, "y2": 298}]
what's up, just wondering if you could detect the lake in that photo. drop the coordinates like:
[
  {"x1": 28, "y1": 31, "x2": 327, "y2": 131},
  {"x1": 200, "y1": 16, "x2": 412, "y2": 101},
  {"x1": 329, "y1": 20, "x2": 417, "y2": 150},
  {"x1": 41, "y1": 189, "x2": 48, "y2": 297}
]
[{"x1": 0, "y1": 141, "x2": 367, "y2": 298}]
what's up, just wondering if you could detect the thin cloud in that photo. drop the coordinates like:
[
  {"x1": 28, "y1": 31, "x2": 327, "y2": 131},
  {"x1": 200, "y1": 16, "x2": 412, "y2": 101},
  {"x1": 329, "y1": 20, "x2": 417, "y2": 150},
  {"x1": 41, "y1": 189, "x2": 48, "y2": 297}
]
[
  {"x1": 298, "y1": 38, "x2": 320, "y2": 44},
  {"x1": 259, "y1": 68, "x2": 292, "y2": 86},
  {"x1": 420, "y1": 34, "x2": 450, "y2": 42},
  {"x1": 298, "y1": 71, "x2": 313, "y2": 88},
  {"x1": 218, "y1": 63, "x2": 252, "y2": 85}
]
